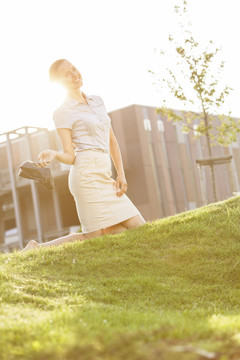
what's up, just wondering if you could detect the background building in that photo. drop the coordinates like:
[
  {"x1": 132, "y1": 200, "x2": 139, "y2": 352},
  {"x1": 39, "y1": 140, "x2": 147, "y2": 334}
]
[
  {"x1": 0, "y1": 104, "x2": 239, "y2": 252},
  {"x1": 110, "y1": 105, "x2": 240, "y2": 218},
  {"x1": 0, "y1": 127, "x2": 79, "y2": 252}
]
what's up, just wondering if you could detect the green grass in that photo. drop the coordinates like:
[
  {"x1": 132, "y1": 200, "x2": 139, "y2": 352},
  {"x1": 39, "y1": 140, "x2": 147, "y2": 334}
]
[{"x1": 1, "y1": 196, "x2": 240, "y2": 360}]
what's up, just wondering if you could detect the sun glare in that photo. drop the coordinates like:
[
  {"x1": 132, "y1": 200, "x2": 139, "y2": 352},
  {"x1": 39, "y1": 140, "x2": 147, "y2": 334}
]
[
  {"x1": 35, "y1": 81, "x2": 67, "y2": 131},
  {"x1": 48, "y1": 82, "x2": 66, "y2": 110}
]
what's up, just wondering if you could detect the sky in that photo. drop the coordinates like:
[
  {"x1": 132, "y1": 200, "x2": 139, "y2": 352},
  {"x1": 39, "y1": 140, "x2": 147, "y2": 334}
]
[{"x1": 0, "y1": 0, "x2": 239, "y2": 134}]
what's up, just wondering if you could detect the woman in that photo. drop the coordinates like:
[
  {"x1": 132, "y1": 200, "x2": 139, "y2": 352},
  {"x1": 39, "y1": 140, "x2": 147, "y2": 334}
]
[{"x1": 23, "y1": 59, "x2": 145, "y2": 251}]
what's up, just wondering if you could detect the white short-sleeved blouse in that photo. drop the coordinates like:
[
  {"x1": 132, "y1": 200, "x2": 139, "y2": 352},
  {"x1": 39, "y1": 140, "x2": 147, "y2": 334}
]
[{"x1": 53, "y1": 93, "x2": 111, "y2": 153}]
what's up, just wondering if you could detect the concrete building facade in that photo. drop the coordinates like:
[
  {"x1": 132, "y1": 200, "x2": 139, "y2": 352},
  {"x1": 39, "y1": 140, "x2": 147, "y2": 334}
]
[
  {"x1": 0, "y1": 104, "x2": 239, "y2": 252},
  {"x1": 110, "y1": 105, "x2": 240, "y2": 218}
]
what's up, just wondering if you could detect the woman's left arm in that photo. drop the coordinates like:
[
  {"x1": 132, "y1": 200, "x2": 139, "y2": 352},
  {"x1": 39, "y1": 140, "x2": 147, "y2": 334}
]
[{"x1": 109, "y1": 126, "x2": 127, "y2": 197}]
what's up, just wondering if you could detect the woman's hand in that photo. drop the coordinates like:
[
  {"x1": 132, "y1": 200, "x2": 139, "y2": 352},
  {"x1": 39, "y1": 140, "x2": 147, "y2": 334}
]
[
  {"x1": 115, "y1": 174, "x2": 127, "y2": 197},
  {"x1": 37, "y1": 150, "x2": 57, "y2": 167}
]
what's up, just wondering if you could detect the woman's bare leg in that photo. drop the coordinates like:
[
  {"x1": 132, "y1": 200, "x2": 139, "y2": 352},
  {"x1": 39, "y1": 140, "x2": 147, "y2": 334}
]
[
  {"x1": 39, "y1": 232, "x2": 86, "y2": 248},
  {"x1": 98, "y1": 217, "x2": 145, "y2": 236},
  {"x1": 21, "y1": 215, "x2": 145, "y2": 252},
  {"x1": 21, "y1": 230, "x2": 103, "y2": 252},
  {"x1": 22, "y1": 232, "x2": 85, "y2": 252},
  {"x1": 21, "y1": 240, "x2": 40, "y2": 251},
  {"x1": 120, "y1": 214, "x2": 146, "y2": 230},
  {"x1": 102, "y1": 223, "x2": 128, "y2": 235}
]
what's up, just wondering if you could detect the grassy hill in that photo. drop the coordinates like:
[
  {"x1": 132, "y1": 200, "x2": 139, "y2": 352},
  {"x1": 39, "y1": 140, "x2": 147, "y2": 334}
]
[{"x1": 0, "y1": 196, "x2": 240, "y2": 360}]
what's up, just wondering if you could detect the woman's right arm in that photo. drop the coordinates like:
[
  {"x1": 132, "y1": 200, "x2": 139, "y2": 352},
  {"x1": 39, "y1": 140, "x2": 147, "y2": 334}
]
[{"x1": 38, "y1": 128, "x2": 75, "y2": 166}]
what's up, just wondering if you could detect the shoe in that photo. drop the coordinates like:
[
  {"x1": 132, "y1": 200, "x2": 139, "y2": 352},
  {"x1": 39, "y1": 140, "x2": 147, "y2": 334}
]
[{"x1": 18, "y1": 160, "x2": 54, "y2": 190}]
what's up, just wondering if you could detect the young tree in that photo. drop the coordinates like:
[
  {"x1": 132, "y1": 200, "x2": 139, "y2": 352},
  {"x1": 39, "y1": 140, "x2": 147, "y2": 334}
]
[{"x1": 148, "y1": 0, "x2": 240, "y2": 202}]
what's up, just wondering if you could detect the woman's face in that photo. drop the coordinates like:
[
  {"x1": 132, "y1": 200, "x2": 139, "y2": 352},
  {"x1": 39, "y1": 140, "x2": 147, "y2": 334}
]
[{"x1": 57, "y1": 60, "x2": 83, "y2": 90}]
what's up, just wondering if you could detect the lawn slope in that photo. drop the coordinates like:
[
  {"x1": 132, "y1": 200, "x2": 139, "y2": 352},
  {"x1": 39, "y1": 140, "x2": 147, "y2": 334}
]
[{"x1": 0, "y1": 196, "x2": 240, "y2": 360}]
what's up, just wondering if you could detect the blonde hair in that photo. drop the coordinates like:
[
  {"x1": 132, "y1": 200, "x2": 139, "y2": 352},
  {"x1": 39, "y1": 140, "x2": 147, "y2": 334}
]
[{"x1": 49, "y1": 59, "x2": 68, "y2": 82}]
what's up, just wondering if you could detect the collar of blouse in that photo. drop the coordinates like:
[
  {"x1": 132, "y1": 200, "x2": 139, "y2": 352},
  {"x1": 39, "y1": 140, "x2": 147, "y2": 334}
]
[{"x1": 65, "y1": 93, "x2": 93, "y2": 107}]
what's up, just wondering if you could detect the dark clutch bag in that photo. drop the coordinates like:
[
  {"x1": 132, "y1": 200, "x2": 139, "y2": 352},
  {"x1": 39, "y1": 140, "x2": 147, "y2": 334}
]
[{"x1": 18, "y1": 160, "x2": 54, "y2": 190}]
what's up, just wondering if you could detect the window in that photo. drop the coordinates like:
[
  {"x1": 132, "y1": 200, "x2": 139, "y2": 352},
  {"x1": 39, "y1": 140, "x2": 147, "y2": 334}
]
[
  {"x1": 157, "y1": 119, "x2": 164, "y2": 132},
  {"x1": 2, "y1": 203, "x2": 14, "y2": 212},
  {"x1": 193, "y1": 124, "x2": 200, "y2": 136},
  {"x1": 143, "y1": 119, "x2": 151, "y2": 131}
]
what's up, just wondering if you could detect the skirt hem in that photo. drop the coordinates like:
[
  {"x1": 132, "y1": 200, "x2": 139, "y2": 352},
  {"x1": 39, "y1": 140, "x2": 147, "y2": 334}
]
[{"x1": 81, "y1": 210, "x2": 140, "y2": 234}]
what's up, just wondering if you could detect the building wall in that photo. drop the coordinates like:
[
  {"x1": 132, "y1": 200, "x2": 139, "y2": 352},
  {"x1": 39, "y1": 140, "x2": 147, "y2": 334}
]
[
  {"x1": 109, "y1": 104, "x2": 240, "y2": 221},
  {"x1": 0, "y1": 128, "x2": 79, "y2": 249}
]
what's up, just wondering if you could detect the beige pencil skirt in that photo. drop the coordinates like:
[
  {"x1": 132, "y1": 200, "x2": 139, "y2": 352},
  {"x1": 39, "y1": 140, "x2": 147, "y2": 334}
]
[{"x1": 68, "y1": 149, "x2": 140, "y2": 233}]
